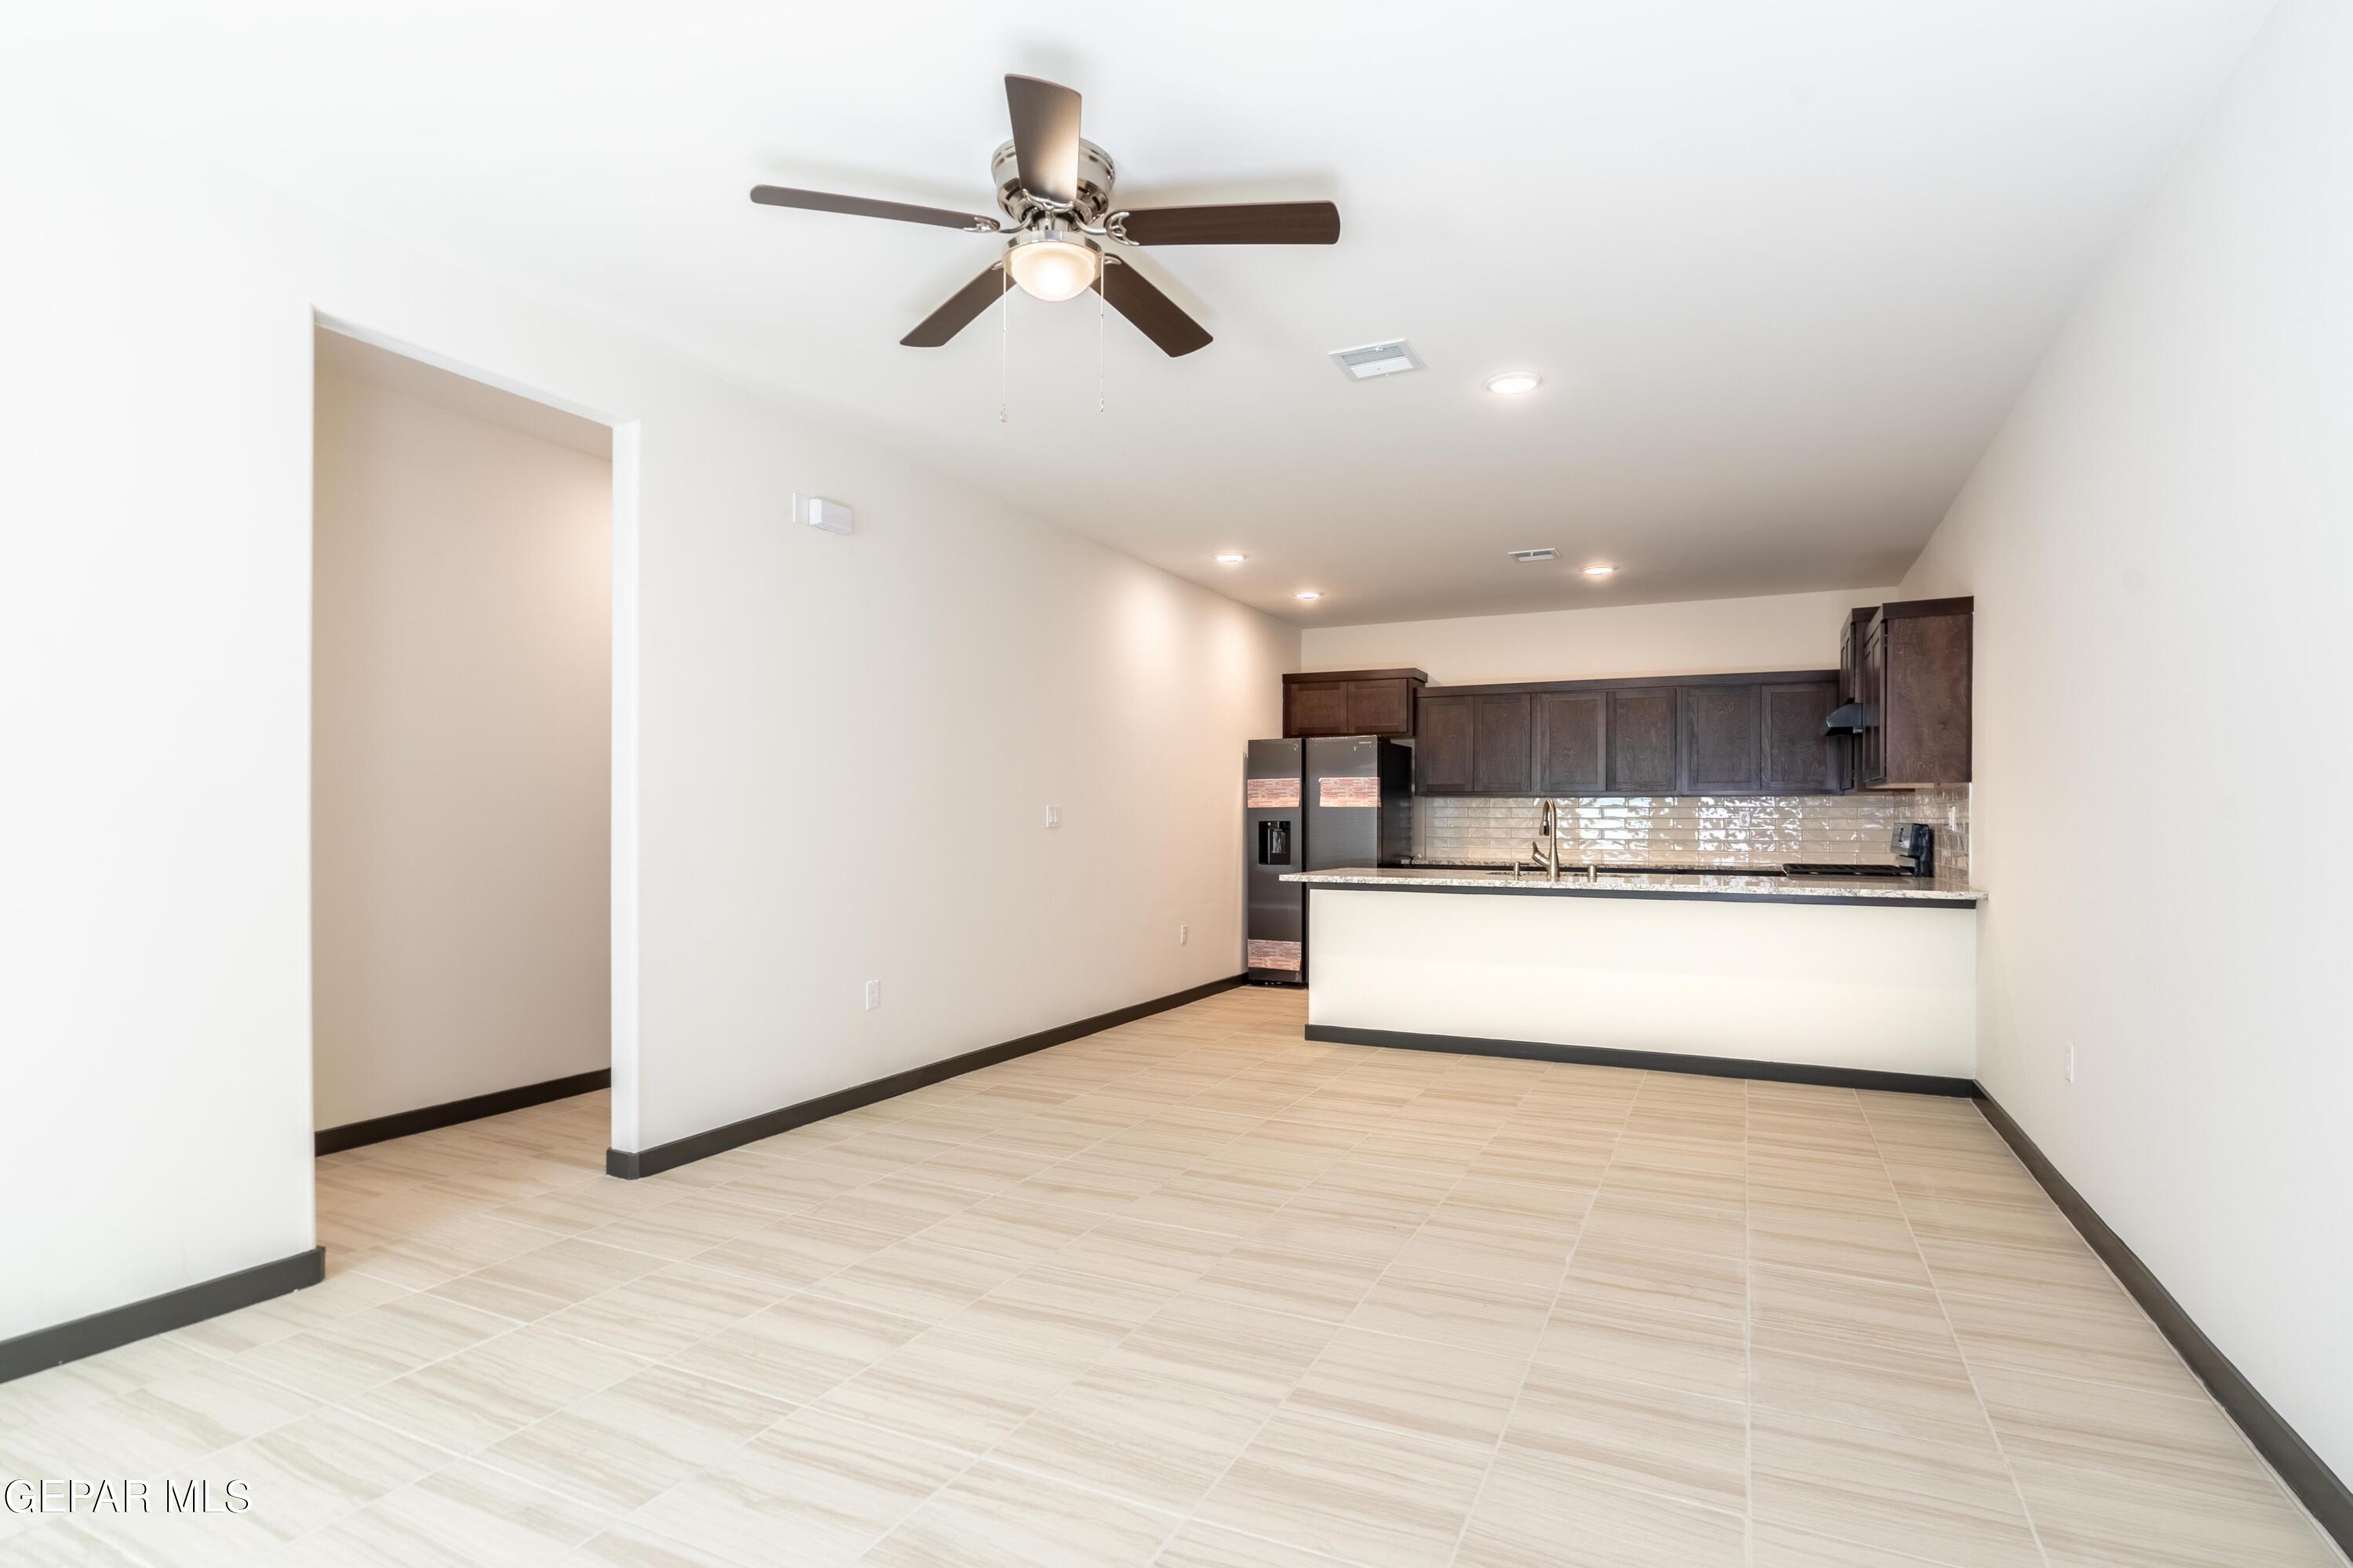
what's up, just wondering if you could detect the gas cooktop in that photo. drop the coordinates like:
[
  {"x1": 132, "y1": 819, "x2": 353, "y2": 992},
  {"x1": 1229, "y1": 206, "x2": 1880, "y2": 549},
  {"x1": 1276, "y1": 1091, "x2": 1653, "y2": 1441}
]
[{"x1": 1780, "y1": 863, "x2": 1921, "y2": 878}]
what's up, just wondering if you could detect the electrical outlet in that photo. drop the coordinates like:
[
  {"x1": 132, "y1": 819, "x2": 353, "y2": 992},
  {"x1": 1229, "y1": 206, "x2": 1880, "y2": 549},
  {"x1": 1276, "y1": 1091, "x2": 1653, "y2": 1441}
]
[
  {"x1": 1179, "y1": 924, "x2": 1189, "y2": 945},
  {"x1": 2064, "y1": 1042, "x2": 2075, "y2": 1083},
  {"x1": 864, "y1": 980, "x2": 880, "y2": 1011},
  {"x1": 1044, "y1": 805, "x2": 1062, "y2": 829}
]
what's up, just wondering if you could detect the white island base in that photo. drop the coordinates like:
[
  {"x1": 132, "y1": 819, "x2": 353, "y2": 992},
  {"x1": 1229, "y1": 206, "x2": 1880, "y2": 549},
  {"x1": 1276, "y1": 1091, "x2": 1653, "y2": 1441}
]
[{"x1": 1302, "y1": 885, "x2": 1978, "y2": 1086}]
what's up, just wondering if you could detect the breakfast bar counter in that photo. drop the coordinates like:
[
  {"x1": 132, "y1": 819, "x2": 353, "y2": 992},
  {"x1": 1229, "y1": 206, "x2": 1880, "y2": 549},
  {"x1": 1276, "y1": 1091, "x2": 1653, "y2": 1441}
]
[
  {"x1": 1280, "y1": 868, "x2": 1982, "y2": 1088},
  {"x1": 1282, "y1": 864, "x2": 1983, "y2": 906}
]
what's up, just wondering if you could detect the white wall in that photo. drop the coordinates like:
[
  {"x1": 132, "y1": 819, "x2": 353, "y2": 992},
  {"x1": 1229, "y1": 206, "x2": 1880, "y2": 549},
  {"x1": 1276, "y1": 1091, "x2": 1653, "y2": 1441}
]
[
  {"x1": 0, "y1": 93, "x2": 1294, "y2": 1343},
  {"x1": 312, "y1": 367, "x2": 612, "y2": 1130},
  {"x1": 1900, "y1": 0, "x2": 2353, "y2": 1475},
  {"x1": 1299, "y1": 587, "x2": 1894, "y2": 686}
]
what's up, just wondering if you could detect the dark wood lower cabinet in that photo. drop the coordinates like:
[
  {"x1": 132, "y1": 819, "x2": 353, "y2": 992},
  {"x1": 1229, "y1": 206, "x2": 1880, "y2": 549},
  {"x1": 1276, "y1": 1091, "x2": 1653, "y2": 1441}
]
[{"x1": 1607, "y1": 688, "x2": 1680, "y2": 793}]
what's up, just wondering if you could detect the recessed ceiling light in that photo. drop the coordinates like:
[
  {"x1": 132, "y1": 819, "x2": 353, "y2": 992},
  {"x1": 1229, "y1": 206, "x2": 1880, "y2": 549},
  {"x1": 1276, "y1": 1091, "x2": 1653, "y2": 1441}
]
[
  {"x1": 1484, "y1": 372, "x2": 1543, "y2": 397},
  {"x1": 1582, "y1": 564, "x2": 1617, "y2": 577},
  {"x1": 1294, "y1": 591, "x2": 1323, "y2": 601},
  {"x1": 1214, "y1": 552, "x2": 1248, "y2": 565}
]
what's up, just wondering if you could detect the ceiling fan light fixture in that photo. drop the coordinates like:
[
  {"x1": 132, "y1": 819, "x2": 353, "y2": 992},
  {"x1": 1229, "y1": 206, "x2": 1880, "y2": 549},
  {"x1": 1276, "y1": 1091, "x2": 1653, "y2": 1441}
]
[
  {"x1": 1006, "y1": 233, "x2": 1099, "y2": 302},
  {"x1": 756, "y1": 75, "x2": 1340, "y2": 356}
]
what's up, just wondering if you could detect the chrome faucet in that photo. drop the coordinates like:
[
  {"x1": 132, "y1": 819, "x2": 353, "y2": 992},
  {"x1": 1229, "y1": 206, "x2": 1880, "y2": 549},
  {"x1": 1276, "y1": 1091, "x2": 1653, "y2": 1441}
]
[{"x1": 1531, "y1": 800, "x2": 1562, "y2": 883}]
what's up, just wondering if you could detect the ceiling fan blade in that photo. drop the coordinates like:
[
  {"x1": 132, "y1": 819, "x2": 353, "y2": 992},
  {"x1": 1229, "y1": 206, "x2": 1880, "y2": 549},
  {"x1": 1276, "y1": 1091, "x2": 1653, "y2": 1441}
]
[
  {"x1": 1113, "y1": 202, "x2": 1341, "y2": 246},
  {"x1": 750, "y1": 185, "x2": 1000, "y2": 233},
  {"x1": 1096, "y1": 257, "x2": 1212, "y2": 358},
  {"x1": 1003, "y1": 75, "x2": 1082, "y2": 207},
  {"x1": 900, "y1": 261, "x2": 1007, "y2": 348}
]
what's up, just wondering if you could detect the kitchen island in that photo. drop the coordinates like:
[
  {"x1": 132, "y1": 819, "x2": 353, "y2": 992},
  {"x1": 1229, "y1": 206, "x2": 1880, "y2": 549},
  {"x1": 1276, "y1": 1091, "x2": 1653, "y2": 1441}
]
[{"x1": 1280, "y1": 867, "x2": 1982, "y2": 1090}]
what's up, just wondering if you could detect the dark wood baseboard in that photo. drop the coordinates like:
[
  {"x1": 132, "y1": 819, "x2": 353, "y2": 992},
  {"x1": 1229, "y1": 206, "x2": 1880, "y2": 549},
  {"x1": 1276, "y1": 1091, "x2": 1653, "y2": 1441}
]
[
  {"x1": 606, "y1": 974, "x2": 1248, "y2": 1180},
  {"x1": 315, "y1": 1068, "x2": 611, "y2": 1156},
  {"x1": 1972, "y1": 1087, "x2": 2352, "y2": 1555},
  {"x1": 0, "y1": 1247, "x2": 325, "y2": 1386},
  {"x1": 1304, "y1": 1023, "x2": 1975, "y2": 1097}
]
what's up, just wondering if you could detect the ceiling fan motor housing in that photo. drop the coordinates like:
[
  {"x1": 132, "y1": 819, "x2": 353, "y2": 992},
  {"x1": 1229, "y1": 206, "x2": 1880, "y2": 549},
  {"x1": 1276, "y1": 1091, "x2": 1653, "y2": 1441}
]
[{"x1": 991, "y1": 138, "x2": 1116, "y2": 227}]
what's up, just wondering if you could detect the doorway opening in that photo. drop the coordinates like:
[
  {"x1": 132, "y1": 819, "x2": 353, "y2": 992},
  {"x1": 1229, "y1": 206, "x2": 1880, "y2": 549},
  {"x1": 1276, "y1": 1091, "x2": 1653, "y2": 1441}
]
[{"x1": 309, "y1": 325, "x2": 616, "y2": 1253}]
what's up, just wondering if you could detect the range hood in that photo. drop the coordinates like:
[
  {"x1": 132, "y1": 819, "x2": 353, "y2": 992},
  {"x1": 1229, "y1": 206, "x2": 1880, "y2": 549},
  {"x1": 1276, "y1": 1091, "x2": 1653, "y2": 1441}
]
[{"x1": 1823, "y1": 701, "x2": 1871, "y2": 734}]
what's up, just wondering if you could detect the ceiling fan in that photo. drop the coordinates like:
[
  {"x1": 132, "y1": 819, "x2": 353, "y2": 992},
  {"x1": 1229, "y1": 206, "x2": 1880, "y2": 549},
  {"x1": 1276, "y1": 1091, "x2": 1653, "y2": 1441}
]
[{"x1": 749, "y1": 74, "x2": 1340, "y2": 358}]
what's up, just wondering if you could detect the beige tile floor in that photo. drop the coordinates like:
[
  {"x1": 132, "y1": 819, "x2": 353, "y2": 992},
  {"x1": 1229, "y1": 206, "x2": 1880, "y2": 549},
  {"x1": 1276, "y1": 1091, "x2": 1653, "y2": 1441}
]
[{"x1": 1, "y1": 985, "x2": 2341, "y2": 1566}]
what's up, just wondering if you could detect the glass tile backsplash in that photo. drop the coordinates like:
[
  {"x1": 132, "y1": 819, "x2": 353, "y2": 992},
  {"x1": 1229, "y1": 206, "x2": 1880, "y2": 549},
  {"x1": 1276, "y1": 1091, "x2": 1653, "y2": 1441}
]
[{"x1": 1414, "y1": 787, "x2": 1971, "y2": 879}]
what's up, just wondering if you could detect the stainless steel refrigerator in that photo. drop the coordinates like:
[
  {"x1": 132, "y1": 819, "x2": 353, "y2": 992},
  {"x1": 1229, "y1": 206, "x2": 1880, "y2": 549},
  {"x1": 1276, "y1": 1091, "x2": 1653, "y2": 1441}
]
[{"x1": 1244, "y1": 735, "x2": 1412, "y2": 986}]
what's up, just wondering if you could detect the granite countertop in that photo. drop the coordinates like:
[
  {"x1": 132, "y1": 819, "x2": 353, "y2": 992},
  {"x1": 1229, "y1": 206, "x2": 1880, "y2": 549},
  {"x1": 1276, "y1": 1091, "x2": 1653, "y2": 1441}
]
[{"x1": 1280, "y1": 865, "x2": 1983, "y2": 904}]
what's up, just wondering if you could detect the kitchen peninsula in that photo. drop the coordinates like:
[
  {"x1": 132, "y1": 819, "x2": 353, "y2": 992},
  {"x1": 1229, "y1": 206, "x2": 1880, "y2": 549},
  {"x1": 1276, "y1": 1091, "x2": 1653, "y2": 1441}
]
[
  {"x1": 1262, "y1": 598, "x2": 1985, "y2": 1090},
  {"x1": 1281, "y1": 864, "x2": 1982, "y2": 1090}
]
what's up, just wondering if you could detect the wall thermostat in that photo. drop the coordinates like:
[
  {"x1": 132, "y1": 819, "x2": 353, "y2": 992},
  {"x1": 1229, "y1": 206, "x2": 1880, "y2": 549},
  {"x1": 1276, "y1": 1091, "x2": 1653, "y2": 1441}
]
[{"x1": 794, "y1": 493, "x2": 854, "y2": 535}]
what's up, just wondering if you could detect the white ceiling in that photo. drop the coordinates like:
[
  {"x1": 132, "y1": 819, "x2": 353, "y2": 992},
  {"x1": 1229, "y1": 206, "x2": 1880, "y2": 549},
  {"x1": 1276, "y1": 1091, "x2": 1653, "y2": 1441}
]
[{"x1": 20, "y1": 0, "x2": 2270, "y2": 625}]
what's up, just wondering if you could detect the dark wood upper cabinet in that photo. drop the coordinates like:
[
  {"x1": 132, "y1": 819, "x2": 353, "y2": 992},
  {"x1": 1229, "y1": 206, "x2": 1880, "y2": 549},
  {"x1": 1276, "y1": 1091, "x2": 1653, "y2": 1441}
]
[
  {"x1": 1472, "y1": 695, "x2": 1533, "y2": 794},
  {"x1": 1838, "y1": 607, "x2": 1874, "y2": 705},
  {"x1": 1532, "y1": 691, "x2": 1608, "y2": 795},
  {"x1": 1607, "y1": 688, "x2": 1681, "y2": 794},
  {"x1": 1284, "y1": 681, "x2": 1350, "y2": 737},
  {"x1": 1346, "y1": 678, "x2": 1412, "y2": 736},
  {"x1": 1836, "y1": 606, "x2": 1875, "y2": 791},
  {"x1": 1403, "y1": 658, "x2": 1887, "y2": 799},
  {"x1": 1761, "y1": 681, "x2": 1841, "y2": 793},
  {"x1": 1859, "y1": 616, "x2": 1888, "y2": 785},
  {"x1": 1282, "y1": 668, "x2": 1426, "y2": 739},
  {"x1": 1680, "y1": 684, "x2": 1763, "y2": 793},
  {"x1": 1861, "y1": 598, "x2": 1972, "y2": 788},
  {"x1": 1414, "y1": 693, "x2": 1473, "y2": 795}
]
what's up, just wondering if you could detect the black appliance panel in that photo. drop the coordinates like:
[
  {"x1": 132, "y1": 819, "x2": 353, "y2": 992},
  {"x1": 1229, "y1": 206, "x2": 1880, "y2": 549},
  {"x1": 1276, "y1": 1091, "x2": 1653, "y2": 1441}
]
[
  {"x1": 1244, "y1": 737, "x2": 1306, "y2": 986},
  {"x1": 1303, "y1": 736, "x2": 1414, "y2": 871}
]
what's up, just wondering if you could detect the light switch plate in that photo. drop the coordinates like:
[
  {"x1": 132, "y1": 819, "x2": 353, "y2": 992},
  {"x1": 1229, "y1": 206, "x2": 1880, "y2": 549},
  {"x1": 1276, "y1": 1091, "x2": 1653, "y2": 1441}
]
[
  {"x1": 1044, "y1": 805, "x2": 1062, "y2": 828},
  {"x1": 794, "y1": 493, "x2": 854, "y2": 535}
]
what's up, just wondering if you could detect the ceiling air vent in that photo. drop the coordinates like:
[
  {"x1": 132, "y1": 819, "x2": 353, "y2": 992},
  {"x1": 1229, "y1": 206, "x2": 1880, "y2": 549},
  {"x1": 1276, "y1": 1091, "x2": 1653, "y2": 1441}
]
[
  {"x1": 1329, "y1": 340, "x2": 1422, "y2": 380},
  {"x1": 1507, "y1": 548, "x2": 1558, "y2": 564}
]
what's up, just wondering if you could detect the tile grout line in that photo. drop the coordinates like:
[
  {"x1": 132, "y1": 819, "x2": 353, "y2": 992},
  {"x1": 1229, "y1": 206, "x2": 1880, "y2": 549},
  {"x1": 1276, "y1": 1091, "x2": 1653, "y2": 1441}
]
[
  {"x1": 887, "y1": 1010, "x2": 1372, "y2": 1566},
  {"x1": 1144, "y1": 1044, "x2": 1504, "y2": 1564},
  {"x1": 1947, "y1": 1107, "x2": 2352, "y2": 1541},
  {"x1": 605, "y1": 1018, "x2": 1415, "y2": 1563},
  {"x1": 1858, "y1": 1101, "x2": 2058, "y2": 1568},
  {"x1": 462, "y1": 1037, "x2": 1295, "y2": 1559},
  {"x1": 1898, "y1": 1099, "x2": 2351, "y2": 1566},
  {"x1": 296, "y1": 1031, "x2": 1278, "y2": 1559},
  {"x1": 1742, "y1": 1081, "x2": 1761, "y2": 1568},
  {"x1": 1436, "y1": 1067, "x2": 1641, "y2": 1567},
  {"x1": 326, "y1": 1044, "x2": 1641, "y2": 1563}
]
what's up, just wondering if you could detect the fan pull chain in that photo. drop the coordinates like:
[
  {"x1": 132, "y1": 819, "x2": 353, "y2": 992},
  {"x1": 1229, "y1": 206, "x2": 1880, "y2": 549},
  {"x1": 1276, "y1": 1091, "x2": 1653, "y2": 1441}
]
[
  {"x1": 997, "y1": 262, "x2": 1009, "y2": 424},
  {"x1": 1096, "y1": 258, "x2": 1106, "y2": 414}
]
